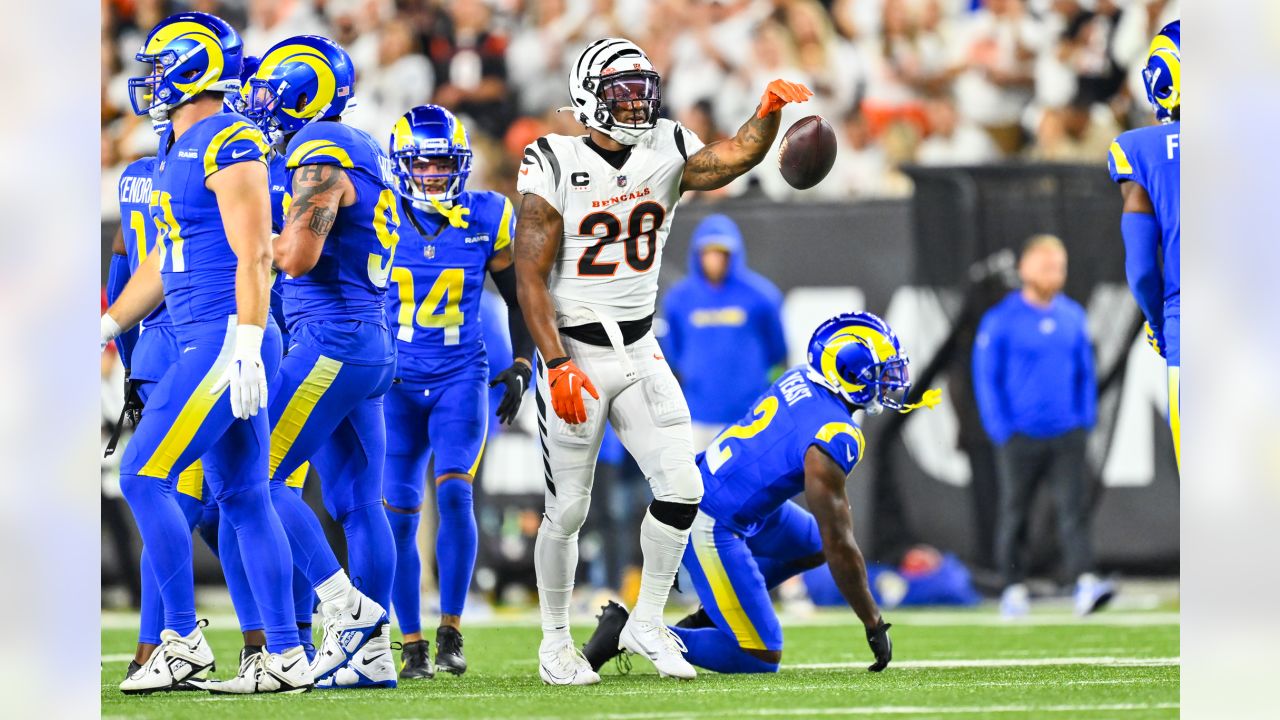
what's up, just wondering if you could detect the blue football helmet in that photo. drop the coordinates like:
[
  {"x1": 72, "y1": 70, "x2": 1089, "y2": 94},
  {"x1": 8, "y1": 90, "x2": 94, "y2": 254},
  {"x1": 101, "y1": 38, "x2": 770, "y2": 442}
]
[
  {"x1": 128, "y1": 12, "x2": 244, "y2": 121},
  {"x1": 245, "y1": 36, "x2": 357, "y2": 141},
  {"x1": 1142, "y1": 20, "x2": 1180, "y2": 123},
  {"x1": 389, "y1": 105, "x2": 474, "y2": 210},
  {"x1": 807, "y1": 312, "x2": 912, "y2": 415}
]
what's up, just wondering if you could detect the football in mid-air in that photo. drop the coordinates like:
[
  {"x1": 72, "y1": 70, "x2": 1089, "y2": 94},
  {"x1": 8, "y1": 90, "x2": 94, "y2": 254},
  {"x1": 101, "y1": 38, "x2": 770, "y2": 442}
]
[{"x1": 778, "y1": 115, "x2": 837, "y2": 190}]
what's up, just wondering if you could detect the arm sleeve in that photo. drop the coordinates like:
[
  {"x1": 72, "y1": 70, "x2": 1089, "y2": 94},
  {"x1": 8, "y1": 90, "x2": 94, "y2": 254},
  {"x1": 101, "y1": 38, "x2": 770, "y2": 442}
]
[
  {"x1": 1121, "y1": 211, "x2": 1165, "y2": 329},
  {"x1": 204, "y1": 119, "x2": 269, "y2": 178},
  {"x1": 516, "y1": 139, "x2": 562, "y2": 213},
  {"x1": 489, "y1": 262, "x2": 534, "y2": 362},
  {"x1": 972, "y1": 313, "x2": 1012, "y2": 445},
  {"x1": 809, "y1": 421, "x2": 864, "y2": 476},
  {"x1": 106, "y1": 253, "x2": 138, "y2": 370},
  {"x1": 1077, "y1": 317, "x2": 1098, "y2": 430}
]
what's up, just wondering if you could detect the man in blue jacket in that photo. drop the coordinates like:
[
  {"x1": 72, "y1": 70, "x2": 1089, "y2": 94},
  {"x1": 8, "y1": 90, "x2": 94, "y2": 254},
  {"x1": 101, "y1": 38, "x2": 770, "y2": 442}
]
[
  {"x1": 662, "y1": 214, "x2": 788, "y2": 451},
  {"x1": 972, "y1": 235, "x2": 1112, "y2": 619}
]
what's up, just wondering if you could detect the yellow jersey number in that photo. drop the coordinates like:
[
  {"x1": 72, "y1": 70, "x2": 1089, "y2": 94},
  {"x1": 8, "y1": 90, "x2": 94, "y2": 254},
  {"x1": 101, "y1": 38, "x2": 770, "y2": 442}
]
[
  {"x1": 367, "y1": 188, "x2": 401, "y2": 288},
  {"x1": 149, "y1": 190, "x2": 185, "y2": 271},
  {"x1": 704, "y1": 396, "x2": 779, "y2": 474},
  {"x1": 389, "y1": 267, "x2": 466, "y2": 345}
]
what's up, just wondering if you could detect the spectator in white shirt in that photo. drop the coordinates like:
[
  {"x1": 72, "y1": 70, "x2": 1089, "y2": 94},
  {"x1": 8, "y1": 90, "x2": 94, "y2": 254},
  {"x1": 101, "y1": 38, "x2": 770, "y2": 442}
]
[{"x1": 917, "y1": 92, "x2": 1001, "y2": 165}]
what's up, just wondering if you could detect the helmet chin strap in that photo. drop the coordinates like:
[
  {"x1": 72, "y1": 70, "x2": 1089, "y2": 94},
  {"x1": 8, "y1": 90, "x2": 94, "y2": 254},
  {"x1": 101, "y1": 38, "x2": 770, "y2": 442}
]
[
  {"x1": 427, "y1": 197, "x2": 470, "y2": 228},
  {"x1": 896, "y1": 387, "x2": 943, "y2": 414}
]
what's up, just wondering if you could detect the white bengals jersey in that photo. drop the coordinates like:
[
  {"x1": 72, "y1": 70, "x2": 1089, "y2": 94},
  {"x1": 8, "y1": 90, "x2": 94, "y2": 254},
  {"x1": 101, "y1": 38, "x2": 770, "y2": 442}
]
[{"x1": 516, "y1": 118, "x2": 704, "y2": 326}]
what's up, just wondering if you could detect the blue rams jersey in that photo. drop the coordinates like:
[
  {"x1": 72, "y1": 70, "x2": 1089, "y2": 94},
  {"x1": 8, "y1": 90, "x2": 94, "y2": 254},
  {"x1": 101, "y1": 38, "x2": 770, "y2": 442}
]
[
  {"x1": 281, "y1": 121, "x2": 400, "y2": 364},
  {"x1": 269, "y1": 151, "x2": 289, "y2": 233},
  {"x1": 1108, "y1": 121, "x2": 1180, "y2": 318},
  {"x1": 388, "y1": 191, "x2": 515, "y2": 386},
  {"x1": 152, "y1": 112, "x2": 271, "y2": 325},
  {"x1": 698, "y1": 367, "x2": 865, "y2": 537},
  {"x1": 118, "y1": 155, "x2": 170, "y2": 329}
]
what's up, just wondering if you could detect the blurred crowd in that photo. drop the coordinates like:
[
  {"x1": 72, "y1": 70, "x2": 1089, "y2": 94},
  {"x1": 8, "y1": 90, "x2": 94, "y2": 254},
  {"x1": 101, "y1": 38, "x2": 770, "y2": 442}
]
[{"x1": 102, "y1": 0, "x2": 1179, "y2": 216}]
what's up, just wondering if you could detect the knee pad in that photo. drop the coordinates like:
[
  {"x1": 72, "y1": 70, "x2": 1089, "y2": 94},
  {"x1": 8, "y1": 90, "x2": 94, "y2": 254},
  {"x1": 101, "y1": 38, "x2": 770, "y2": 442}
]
[
  {"x1": 546, "y1": 486, "x2": 591, "y2": 535},
  {"x1": 649, "y1": 499, "x2": 699, "y2": 531},
  {"x1": 652, "y1": 449, "x2": 704, "y2": 506},
  {"x1": 436, "y1": 478, "x2": 474, "y2": 516}
]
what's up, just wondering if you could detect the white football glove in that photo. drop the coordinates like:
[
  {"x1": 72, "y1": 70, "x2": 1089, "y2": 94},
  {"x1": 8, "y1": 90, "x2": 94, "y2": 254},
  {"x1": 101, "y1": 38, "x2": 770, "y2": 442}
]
[
  {"x1": 210, "y1": 324, "x2": 269, "y2": 419},
  {"x1": 101, "y1": 313, "x2": 122, "y2": 352}
]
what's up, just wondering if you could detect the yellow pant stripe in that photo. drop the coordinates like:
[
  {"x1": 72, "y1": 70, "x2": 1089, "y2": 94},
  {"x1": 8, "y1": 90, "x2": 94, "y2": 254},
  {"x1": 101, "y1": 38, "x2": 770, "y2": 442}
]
[
  {"x1": 285, "y1": 461, "x2": 310, "y2": 489},
  {"x1": 690, "y1": 514, "x2": 766, "y2": 651},
  {"x1": 176, "y1": 459, "x2": 204, "y2": 500},
  {"x1": 465, "y1": 418, "x2": 490, "y2": 478},
  {"x1": 1168, "y1": 366, "x2": 1180, "y2": 472},
  {"x1": 139, "y1": 319, "x2": 237, "y2": 479},
  {"x1": 269, "y1": 356, "x2": 343, "y2": 478}
]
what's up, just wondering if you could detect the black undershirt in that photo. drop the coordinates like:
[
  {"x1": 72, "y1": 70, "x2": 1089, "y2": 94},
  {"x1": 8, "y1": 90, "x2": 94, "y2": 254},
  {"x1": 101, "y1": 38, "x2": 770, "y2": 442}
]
[{"x1": 582, "y1": 136, "x2": 632, "y2": 170}]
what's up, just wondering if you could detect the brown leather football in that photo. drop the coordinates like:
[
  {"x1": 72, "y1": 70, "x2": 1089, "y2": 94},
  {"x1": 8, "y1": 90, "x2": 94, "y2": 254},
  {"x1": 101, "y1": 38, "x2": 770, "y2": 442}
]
[{"x1": 778, "y1": 115, "x2": 837, "y2": 190}]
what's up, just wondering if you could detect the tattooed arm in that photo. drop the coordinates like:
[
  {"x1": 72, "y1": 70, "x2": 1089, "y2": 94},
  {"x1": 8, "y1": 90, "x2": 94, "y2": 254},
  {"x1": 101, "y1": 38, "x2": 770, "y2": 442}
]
[
  {"x1": 274, "y1": 163, "x2": 355, "y2": 277},
  {"x1": 680, "y1": 79, "x2": 812, "y2": 192},
  {"x1": 513, "y1": 193, "x2": 568, "y2": 362}
]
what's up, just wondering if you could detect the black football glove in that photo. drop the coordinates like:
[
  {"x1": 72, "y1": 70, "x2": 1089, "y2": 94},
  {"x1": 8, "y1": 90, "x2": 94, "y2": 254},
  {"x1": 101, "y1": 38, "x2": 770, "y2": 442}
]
[
  {"x1": 489, "y1": 361, "x2": 533, "y2": 425},
  {"x1": 866, "y1": 619, "x2": 893, "y2": 672}
]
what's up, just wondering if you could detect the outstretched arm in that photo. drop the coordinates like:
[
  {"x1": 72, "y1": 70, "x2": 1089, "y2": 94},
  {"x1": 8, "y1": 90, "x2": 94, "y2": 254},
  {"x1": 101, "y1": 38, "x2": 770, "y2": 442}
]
[
  {"x1": 804, "y1": 445, "x2": 892, "y2": 671},
  {"x1": 680, "y1": 80, "x2": 812, "y2": 192}
]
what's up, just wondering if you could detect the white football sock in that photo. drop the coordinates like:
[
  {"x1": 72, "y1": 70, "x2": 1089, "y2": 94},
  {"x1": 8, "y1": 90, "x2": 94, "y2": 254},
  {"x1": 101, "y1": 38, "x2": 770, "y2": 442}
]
[
  {"x1": 632, "y1": 510, "x2": 690, "y2": 625},
  {"x1": 535, "y1": 517, "x2": 577, "y2": 645},
  {"x1": 315, "y1": 570, "x2": 353, "y2": 606}
]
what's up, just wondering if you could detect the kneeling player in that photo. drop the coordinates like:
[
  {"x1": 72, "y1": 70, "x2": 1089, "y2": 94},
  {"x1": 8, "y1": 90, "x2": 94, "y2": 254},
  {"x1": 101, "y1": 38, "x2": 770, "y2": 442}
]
[{"x1": 586, "y1": 312, "x2": 936, "y2": 673}]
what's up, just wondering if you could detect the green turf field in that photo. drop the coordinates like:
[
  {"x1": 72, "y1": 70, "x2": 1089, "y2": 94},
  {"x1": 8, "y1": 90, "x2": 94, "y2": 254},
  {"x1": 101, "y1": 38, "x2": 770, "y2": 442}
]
[{"x1": 101, "y1": 608, "x2": 1179, "y2": 719}]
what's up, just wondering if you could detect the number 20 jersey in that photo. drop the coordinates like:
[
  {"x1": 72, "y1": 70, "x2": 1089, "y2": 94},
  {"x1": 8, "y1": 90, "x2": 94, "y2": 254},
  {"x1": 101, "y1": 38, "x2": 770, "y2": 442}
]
[
  {"x1": 516, "y1": 119, "x2": 704, "y2": 324},
  {"x1": 699, "y1": 367, "x2": 865, "y2": 537}
]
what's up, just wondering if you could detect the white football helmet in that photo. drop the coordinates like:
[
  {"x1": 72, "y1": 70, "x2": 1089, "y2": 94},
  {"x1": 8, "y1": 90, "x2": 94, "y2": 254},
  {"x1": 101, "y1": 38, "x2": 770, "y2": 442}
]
[{"x1": 566, "y1": 38, "x2": 661, "y2": 146}]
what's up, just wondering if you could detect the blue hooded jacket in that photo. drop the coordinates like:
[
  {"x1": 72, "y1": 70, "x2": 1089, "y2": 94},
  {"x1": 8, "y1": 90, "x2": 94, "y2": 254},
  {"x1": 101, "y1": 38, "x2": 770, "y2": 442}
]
[{"x1": 661, "y1": 214, "x2": 787, "y2": 426}]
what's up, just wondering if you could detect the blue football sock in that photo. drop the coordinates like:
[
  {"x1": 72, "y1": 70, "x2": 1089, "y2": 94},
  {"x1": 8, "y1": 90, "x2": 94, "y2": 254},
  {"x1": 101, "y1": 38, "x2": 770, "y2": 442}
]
[
  {"x1": 290, "y1": 486, "x2": 317, "y2": 629},
  {"x1": 218, "y1": 484, "x2": 297, "y2": 653},
  {"x1": 138, "y1": 490, "x2": 206, "y2": 645},
  {"x1": 213, "y1": 505, "x2": 265, "y2": 633},
  {"x1": 342, "y1": 503, "x2": 396, "y2": 610},
  {"x1": 436, "y1": 479, "x2": 477, "y2": 618},
  {"x1": 269, "y1": 481, "x2": 343, "y2": 588},
  {"x1": 387, "y1": 507, "x2": 422, "y2": 635},
  {"x1": 668, "y1": 626, "x2": 779, "y2": 674},
  {"x1": 120, "y1": 473, "x2": 198, "y2": 637}
]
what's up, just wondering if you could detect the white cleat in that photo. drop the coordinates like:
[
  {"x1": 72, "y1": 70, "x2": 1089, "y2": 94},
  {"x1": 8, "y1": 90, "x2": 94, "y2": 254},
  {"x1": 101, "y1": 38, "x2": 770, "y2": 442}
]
[
  {"x1": 620, "y1": 619, "x2": 697, "y2": 680},
  {"x1": 538, "y1": 639, "x2": 601, "y2": 686},
  {"x1": 119, "y1": 625, "x2": 215, "y2": 695},
  {"x1": 193, "y1": 645, "x2": 313, "y2": 694},
  {"x1": 1000, "y1": 583, "x2": 1030, "y2": 620},
  {"x1": 316, "y1": 624, "x2": 396, "y2": 689},
  {"x1": 191, "y1": 646, "x2": 263, "y2": 695},
  {"x1": 311, "y1": 588, "x2": 389, "y2": 683},
  {"x1": 257, "y1": 646, "x2": 315, "y2": 694}
]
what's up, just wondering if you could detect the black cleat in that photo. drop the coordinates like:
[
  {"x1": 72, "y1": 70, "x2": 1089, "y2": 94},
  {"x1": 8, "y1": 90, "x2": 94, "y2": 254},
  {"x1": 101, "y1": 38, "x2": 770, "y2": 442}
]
[
  {"x1": 582, "y1": 601, "x2": 630, "y2": 672},
  {"x1": 398, "y1": 639, "x2": 435, "y2": 680},
  {"x1": 434, "y1": 626, "x2": 467, "y2": 675},
  {"x1": 675, "y1": 605, "x2": 715, "y2": 629}
]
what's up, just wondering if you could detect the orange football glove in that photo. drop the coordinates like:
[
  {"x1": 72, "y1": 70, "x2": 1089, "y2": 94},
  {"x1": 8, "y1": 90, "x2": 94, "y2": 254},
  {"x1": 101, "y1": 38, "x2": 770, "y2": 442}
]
[
  {"x1": 757, "y1": 79, "x2": 814, "y2": 118},
  {"x1": 547, "y1": 358, "x2": 599, "y2": 425}
]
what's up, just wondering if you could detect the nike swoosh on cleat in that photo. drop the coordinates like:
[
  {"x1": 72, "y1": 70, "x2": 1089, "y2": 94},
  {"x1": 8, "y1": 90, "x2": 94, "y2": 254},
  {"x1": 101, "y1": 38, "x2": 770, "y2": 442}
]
[
  {"x1": 281, "y1": 658, "x2": 301, "y2": 673},
  {"x1": 351, "y1": 599, "x2": 363, "y2": 621},
  {"x1": 361, "y1": 655, "x2": 382, "y2": 666},
  {"x1": 540, "y1": 663, "x2": 572, "y2": 683}
]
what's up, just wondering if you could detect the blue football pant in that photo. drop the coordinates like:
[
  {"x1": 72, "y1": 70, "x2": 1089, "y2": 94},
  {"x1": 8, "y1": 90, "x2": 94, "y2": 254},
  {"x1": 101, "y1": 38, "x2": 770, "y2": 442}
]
[
  {"x1": 671, "y1": 502, "x2": 822, "y2": 672},
  {"x1": 265, "y1": 341, "x2": 396, "y2": 609},
  {"x1": 119, "y1": 317, "x2": 298, "y2": 653},
  {"x1": 383, "y1": 378, "x2": 487, "y2": 634}
]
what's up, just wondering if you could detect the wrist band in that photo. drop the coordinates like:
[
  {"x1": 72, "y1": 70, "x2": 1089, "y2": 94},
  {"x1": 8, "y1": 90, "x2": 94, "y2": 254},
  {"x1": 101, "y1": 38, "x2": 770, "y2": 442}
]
[{"x1": 546, "y1": 356, "x2": 571, "y2": 369}]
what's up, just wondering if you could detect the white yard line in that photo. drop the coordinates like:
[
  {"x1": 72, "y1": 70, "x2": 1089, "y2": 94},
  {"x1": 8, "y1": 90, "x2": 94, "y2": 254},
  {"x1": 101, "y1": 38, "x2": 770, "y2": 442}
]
[
  {"x1": 790, "y1": 656, "x2": 1179, "y2": 670},
  {"x1": 590, "y1": 703, "x2": 1180, "y2": 719}
]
